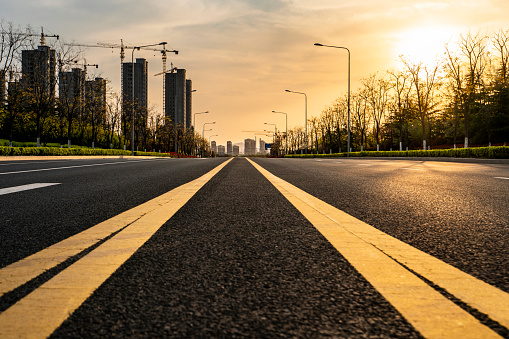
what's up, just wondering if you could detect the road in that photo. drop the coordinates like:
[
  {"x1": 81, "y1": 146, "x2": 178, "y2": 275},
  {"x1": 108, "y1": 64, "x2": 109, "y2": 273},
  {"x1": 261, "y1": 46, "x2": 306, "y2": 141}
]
[{"x1": 0, "y1": 157, "x2": 508, "y2": 338}]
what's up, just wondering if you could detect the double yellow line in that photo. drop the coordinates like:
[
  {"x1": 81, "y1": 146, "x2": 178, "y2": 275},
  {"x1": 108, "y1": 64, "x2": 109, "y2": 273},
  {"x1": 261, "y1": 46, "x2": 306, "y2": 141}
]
[
  {"x1": 0, "y1": 158, "x2": 507, "y2": 338},
  {"x1": 247, "y1": 158, "x2": 508, "y2": 339}
]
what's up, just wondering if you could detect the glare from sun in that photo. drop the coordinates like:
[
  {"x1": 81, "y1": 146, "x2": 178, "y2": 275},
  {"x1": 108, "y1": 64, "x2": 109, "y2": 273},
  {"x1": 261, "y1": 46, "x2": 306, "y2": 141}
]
[{"x1": 394, "y1": 26, "x2": 458, "y2": 66}]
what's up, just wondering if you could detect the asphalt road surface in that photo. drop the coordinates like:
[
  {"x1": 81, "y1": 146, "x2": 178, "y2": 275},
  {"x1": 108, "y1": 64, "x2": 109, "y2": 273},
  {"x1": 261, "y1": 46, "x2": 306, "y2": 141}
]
[{"x1": 0, "y1": 156, "x2": 507, "y2": 338}]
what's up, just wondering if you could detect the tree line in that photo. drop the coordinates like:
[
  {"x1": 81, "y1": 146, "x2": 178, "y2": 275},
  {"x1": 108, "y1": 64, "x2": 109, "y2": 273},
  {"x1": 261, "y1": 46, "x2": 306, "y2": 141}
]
[
  {"x1": 273, "y1": 30, "x2": 509, "y2": 155},
  {"x1": 0, "y1": 21, "x2": 207, "y2": 155}
]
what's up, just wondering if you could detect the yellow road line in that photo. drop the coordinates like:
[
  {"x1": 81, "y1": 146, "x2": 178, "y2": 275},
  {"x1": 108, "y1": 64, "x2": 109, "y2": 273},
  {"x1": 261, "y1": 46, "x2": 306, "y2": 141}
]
[
  {"x1": 0, "y1": 158, "x2": 231, "y2": 339},
  {"x1": 248, "y1": 158, "x2": 506, "y2": 339}
]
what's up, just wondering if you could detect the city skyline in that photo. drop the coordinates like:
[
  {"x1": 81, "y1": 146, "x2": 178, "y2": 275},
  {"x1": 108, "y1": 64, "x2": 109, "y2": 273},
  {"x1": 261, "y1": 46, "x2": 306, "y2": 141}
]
[{"x1": 2, "y1": 0, "x2": 509, "y2": 146}]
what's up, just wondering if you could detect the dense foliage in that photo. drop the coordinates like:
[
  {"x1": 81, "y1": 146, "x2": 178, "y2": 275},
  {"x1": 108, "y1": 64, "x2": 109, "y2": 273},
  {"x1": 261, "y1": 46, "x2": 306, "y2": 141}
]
[{"x1": 284, "y1": 146, "x2": 509, "y2": 159}]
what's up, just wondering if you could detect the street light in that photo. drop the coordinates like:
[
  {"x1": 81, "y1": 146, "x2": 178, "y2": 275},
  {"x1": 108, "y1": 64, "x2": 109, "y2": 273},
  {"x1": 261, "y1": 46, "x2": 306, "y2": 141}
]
[
  {"x1": 272, "y1": 111, "x2": 288, "y2": 155},
  {"x1": 285, "y1": 89, "x2": 307, "y2": 153},
  {"x1": 264, "y1": 122, "x2": 277, "y2": 146},
  {"x1": 209, "y1": 134, "x2": 218, "y2": 143},
  {"x1": 193, "y1": 110, "x2": 209, "y2": 155},
  {"x1": 131, "y1": 41, "x2": 167, "y2": 155},
  {"x1": 194, "y1": 111, "x2": 209, "y2": 128},
  {"x1": 314, "y1": 42, "x2": 351, "y2": 154},
  {"x1": 203, "y1": 122, "x2": 215, "y2": 139}
]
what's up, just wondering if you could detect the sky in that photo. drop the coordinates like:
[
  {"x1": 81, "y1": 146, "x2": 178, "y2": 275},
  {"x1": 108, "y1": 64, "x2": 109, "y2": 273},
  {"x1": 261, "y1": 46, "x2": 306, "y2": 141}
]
[{"x1": 2, "y1": 0, "x2": 509, "y2": 147}]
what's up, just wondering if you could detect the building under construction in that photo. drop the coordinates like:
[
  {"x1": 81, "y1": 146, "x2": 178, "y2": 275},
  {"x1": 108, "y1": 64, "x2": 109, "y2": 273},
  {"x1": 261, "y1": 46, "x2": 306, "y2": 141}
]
[
  {"x1": 21, "y1": 45, "x2": 57, "y2": 98},
  {"x1": 122, "y1": 58, "x2": 148, "y2": 111},
  {"x1": 165, "y1": 68, "x2": 192, "y2": 129}
]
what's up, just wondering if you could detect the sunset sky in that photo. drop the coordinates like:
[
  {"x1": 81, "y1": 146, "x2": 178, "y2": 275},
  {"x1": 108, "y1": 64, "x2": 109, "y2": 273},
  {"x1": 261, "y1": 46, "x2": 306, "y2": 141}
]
[{"x1": 2, "y1": 0, "x2": 509, "y2": 147}]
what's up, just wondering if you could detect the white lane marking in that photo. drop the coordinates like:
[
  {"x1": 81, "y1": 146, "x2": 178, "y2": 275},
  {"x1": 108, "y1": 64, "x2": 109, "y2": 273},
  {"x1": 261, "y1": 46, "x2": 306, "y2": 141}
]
[
  {"x1": 0, "y1": 159, "x2": 159, "y2": 175},
  {"x1": 0, "y1": 160, "x2": 71, "y2": 167},
  {"x1": 401, "y1": 167, "x2": 426, "y2": 171},
  {"x1": 494, "y1": 177, "x2": 509, "y2": 180},
  {"x1": 0, "y1": 183, "x2": 61, "y2": 196}
]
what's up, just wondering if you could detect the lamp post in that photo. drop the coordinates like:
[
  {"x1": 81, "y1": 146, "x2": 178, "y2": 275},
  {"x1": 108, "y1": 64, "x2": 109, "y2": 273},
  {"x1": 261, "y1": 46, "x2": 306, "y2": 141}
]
[
  {"x1": 194, "y1": 111, "x2": 209, "y2": 128},
  {"x1": 208, "y1": 134, "x2": 218, "y2": 157},
  {"x1": 272, "y1": 111, "x2": 288, "y2": 155},
  {"x1": 314, "y1": 42, "x2": 351, "y2": 154},
  {"x1": 264, "y1": 122, "x2": 277, "y2": 150},
  {"x1": 131, "y1": 41, "x2": 167, "y2": 155},
  {"x1": 203, "y1": 122, "x2": 215, "y2": 139},
  {"x1": 285, "y1": 89, "x2": 307, "y2": 153},
  {"x1": 193, "y1": 110, "x2": 209, "y2": 155}
]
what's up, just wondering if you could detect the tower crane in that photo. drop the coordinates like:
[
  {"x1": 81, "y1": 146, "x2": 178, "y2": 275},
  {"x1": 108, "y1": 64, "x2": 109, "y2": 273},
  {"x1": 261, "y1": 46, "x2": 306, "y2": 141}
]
[
  {"x1": 5, "y1": 26, "x2": 59, "y2": 46},
  {"x1": 28, "y1": 27, "x2": 59, "y2": 46},
  {"x1": 65, "y1": 40, "x2": 177, "y2": 114}
]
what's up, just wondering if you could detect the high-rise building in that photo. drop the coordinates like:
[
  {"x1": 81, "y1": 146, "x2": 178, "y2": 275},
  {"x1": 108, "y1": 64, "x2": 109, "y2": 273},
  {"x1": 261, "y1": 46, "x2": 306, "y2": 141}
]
[
  {"x1": 85, "y1": 77, "x2": 107, "y2": 122},
  {"x1": 59, "y1": 68, "x2": 85, "y2": 103},
  {"x1": 232, "y1": 145, "x2": 240, "y2": 156},
  {"x1": 217, "y1": 145, "x2": 225, "y2": 156},
  {"x1": 186, "y1": 79, "x2": 192, "y2": 129},
  {"x1": 259, "y1": 139, "x2": 266, "y2": 154},
  {"x1": 122, "y1": 58, "x2": 148, "y2": 112},
  {"x1": 165, "y1": 68, "x2": 189, "y2": 128},
  {"x1": 22, "y1": 45, "x2": 56, "y2": 98},
  {"x1": 244, "y1": 138, "x2": 256, "y2": 155},
  {"x1": 0, "y1": 70, "x2": 6, "y2": 105},
  {"x1": 227, "y1": 141, "x2": 232, "y2": 156},
  {"x1": 211, "y1": 140, "x2": 217, "y2": 153}
]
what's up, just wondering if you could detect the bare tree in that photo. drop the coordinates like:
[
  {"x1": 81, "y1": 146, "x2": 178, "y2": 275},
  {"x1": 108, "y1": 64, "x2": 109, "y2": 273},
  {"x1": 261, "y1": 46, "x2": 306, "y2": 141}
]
[
  {"x1": 363, "y1": 73, "x2": 392, "y2": 150},
  {"x1": 388, "y1": 69, "x2": 413, "y2": 150},
  {"x1": 458, "y1": 31, "x2": 489, "y2": 147},
  {"x1": 402, "y1": 58, "x2": 441, "y2": 149},
  {"x1": 352, "y1": 89, "x2": 371, "y2": 151},
  {"x1": 492, "y1": 29, "x2": 509, "y2": 82},
  {"x1": 0, "y1": 22, "x2": 32, "y2": 145}
]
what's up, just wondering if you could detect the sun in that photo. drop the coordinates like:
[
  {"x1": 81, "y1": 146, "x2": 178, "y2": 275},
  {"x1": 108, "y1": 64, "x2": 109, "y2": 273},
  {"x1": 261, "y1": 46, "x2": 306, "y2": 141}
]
[{"x1": 394, "y1": 25, "x2": 459, "y2": 66}]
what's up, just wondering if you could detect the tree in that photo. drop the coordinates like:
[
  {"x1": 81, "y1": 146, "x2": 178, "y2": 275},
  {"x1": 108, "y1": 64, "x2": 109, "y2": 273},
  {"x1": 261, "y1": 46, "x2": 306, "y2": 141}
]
[
  {"x1": 363, "y1": 73, "x2": 392, "y2": 150},
  {"x1": 458, "y1": 31, "x2": 489, "y2": 147},
  {"x1": 388, "y1": 69, "x2": 413, "y2": 150},
  {"x1": 402, "y1": 58, "x2": 441, "y2": 150},
  {"x1": 352, "y1": 89, "x2": 371, "y2": 151}
]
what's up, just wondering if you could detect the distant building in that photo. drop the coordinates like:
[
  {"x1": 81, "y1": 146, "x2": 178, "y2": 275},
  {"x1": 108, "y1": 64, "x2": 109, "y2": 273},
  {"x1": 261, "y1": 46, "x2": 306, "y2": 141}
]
[
  {"x1": 232, "y1": 145, "x2": 240, "y2": 156},
  {"x1": 211, "y1": 140, "x2": 217, "y2": 153},
  {"x1": 85, "y1": 77, "x2": 107, "y2": 122},
  {"x1": 259, "y1": 139, "x2": 266, "y2": 154},
  {"x1": 22, "y1": 45, "x2": 57, "y2": 98},
  {"x1": 227, "y1": 141, "x2": 232, "y2": 156},
  {"x1": 0, "y1": 70, "x2": 6, "y2": 105},
  {"x1": 186, "y1": 79, "x2": 192, "y2": 129},
  {"x1": 122, "y1": 58, "x2": 148, "y2": 112},
  {"x1": 244, "y1": 138, "x2": 256, "y2": 155},
  {"x1": 217, "y1": 145, "x2": 225, "y2": 156},
  {"x1": 165, "y1": 68, "x2": 193, "y2": 129},
  {"x1": 59, "y1": 68, "x2": 85, "y2": 103}
]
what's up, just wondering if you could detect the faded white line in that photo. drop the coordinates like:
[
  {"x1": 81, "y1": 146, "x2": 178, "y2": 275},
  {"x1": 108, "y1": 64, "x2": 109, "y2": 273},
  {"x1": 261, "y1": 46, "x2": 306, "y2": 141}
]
[
  {"x1": 401, "y1": 167, "x2": 426, "y2": 171},
  {"x1": 0, "y1": 183, "x2": 61, "y2": 196},
  {"x1": 494, "y1": 177, "x2": 509, "y2": 180},
  {"x1": 0, "y1": 159, "x2": 159, "y2": 175}
]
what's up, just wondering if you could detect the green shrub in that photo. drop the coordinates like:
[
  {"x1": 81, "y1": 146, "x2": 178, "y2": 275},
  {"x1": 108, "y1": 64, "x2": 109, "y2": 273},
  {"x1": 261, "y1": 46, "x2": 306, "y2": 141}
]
[{"x1": 284, "y1": 146, "x2": 509, "y2": 159}]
